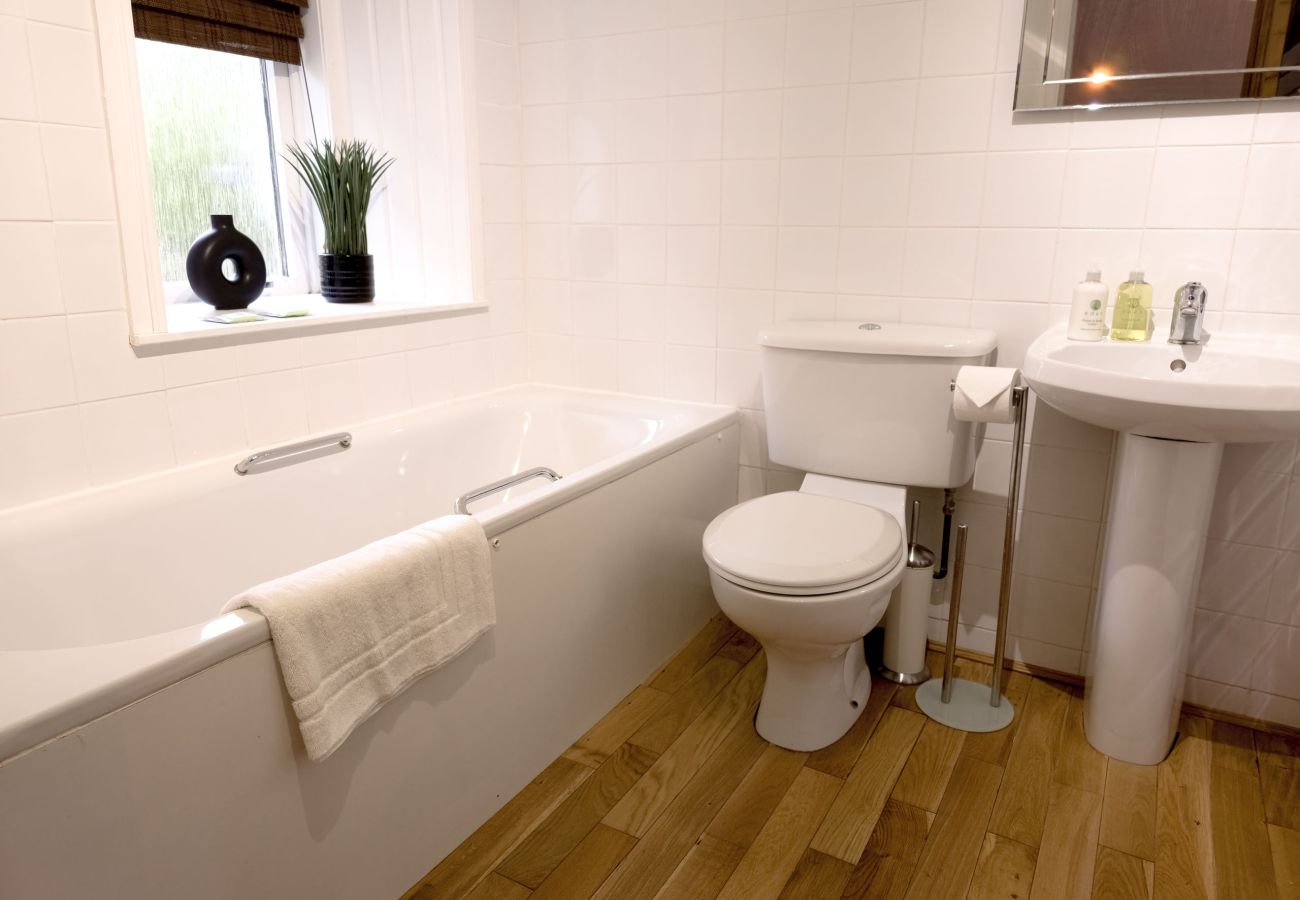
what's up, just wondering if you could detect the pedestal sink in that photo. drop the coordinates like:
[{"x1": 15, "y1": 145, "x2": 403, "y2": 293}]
[{"x1": 1023, "y1": 324, "x2": 1300, "y2": 764}]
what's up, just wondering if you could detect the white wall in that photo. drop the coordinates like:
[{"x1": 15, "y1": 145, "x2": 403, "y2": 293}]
[
  {"x1": 0, "y1": 0, "x2": 526, "y2": 510},
  {"x1": 510, "y1": 0, "x2": 1300, "y2": 728}
]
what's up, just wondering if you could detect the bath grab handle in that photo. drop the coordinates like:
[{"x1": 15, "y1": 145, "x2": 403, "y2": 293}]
[
  {"x1": 234, "y1": 432, "x2": 353, "y2": 476},
  {"x1": 455, "y1": 467, "x2": 561, "y2": 515}
]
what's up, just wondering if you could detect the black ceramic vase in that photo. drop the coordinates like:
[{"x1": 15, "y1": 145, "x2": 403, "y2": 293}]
[
  {"x1": 185, "y1": 215, "x2": 267, "y2": 310},
  {"x1": 319, "y1": 254, "x2": 375, "y2": 303}
]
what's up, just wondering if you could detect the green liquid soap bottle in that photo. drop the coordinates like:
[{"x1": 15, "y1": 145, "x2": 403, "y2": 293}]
[{"x1": 1111, "y1": 270, "x2": 1153, "y2": 342}]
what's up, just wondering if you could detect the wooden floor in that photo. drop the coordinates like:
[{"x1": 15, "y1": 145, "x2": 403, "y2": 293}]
[{"x1": 404, "y1": 615, "x2": 1300, "y2": 900}]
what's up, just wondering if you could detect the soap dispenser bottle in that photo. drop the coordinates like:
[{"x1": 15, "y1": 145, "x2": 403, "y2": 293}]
[
  {"x1": 1067, "y1": 269, "x2": 1108, "y2": 341},
  {"x1": 1111, "y1": 270, "x2": 1153, "y2": 342}
]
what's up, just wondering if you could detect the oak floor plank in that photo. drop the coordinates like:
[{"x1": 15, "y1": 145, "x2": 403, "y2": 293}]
[
  {"x1": 707, "y1": 744, "x2": 809, "y2": 849},
  {"x1": 1269, "y1": 824, "x2": 1300, "y2": 900},
  {"x1": 811, "y1": 707, "x2": 926, "y2": 864},
  {"x1": 1055, "y1": 686, "x2": 1107, "y2": 795},
  {"x1": 648, "y1": 613, "x2": 738, "y2": 693},
  {"x1": 592, "y1": 715, "x2": 768, "y2": 900},
  {"x1": 963, "y1": 668, "x2": 1032, "y2": 769},
  {"x1": 903, "y1": 754, "x2": 1005, "y2": 900},
  {"x1": 1154, "y1": 716, "x2": 1215, "y2": 900},
  {"x1": 497, "y1": 742, "x2": 657, "y2": 888},
  {"x1": 1210, "y1": 762, "x2": 1278, "y2": 900},
  {"x1": 841, "y1": 799, "x2": 931, "y2": 900},
  {"x1": 716, "y1": 767, "x2": 844, "y2": 900},
  {"x1": 527, "y1": 824, "x2": 636, "y2": 900},
  {"x1": 463, "y1": 873, "x2": 533, "y2": 900},
  {"x1": 891, "y1": 719, "x2": 965, "y2": 813},
  {"x1": 1258, "y1": 734, "x2": 1300, "y2": 832},
  {"x1": 1101, "y1": 760, "x2": 1158, "y2": 862},
  {"x1": 630, "y1": 655, "x2": 743, "y2": 755},
  {"x1": 717, "y1": 629, "x2": 762, "y2": 664},
  {"x1": 1092, "y1": 846, "x2": 1153, "y2": 900},
  {"x1": 965, "y1": 832, "x2": 1037, "y2": 900},
  {"x1": 654, "y1": 834, "x2": 746, "y2": 900},
  {"x1": 778, "y1": 849, "x2": 854, "y2": 900},
  {"x1": 564, "y1": 685, "x2": 671, "y2": 768},
  {"x1": 604, "y1": 654, "x2": 766, "y2": 837},
  {"x1": 1029, "y1": 781, "x2": 1102, "y2": 900},
  {"x1": 1211, "y1": 720, "x2": 1258, "y2": 774},
  {"x1": 988, "y1": 677, "x2": 1070, "y2": 848},
  {"x1": 412, "y1": 756, "x2": 592, "y2": 899},
  {"x1": 807, "y1": 676, "x2": 898, "y2": 779}
]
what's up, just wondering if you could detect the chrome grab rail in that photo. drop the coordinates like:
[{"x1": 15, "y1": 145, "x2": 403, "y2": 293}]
[
  {"x1": 234, "y1": 432, "x2": 352, "y2": 476},
  {"x1": 455, "y1": 467, "x2": 561, "y2": 514}
]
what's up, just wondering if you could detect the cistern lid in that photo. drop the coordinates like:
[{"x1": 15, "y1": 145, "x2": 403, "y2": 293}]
[
  {"x1": 703, "y1": 492, "x2": 904, "y2": 595},
  {"x1": 759, "y1": 321, "x2": 998, "y2": 358}
]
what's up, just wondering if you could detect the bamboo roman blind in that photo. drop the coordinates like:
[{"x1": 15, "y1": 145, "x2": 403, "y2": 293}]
[{"x1": 133, "y1": 0, "x2": 309, "y2": 66}]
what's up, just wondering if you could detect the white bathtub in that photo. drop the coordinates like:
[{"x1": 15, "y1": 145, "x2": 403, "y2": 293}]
[{"x1": 0, "y1": 385, "x2": 738, "y2": 899}]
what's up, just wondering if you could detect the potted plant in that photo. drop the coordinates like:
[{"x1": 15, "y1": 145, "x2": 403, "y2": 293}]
[{"x1": 284, "y1": 139, "x2": 394, "y2": 303}]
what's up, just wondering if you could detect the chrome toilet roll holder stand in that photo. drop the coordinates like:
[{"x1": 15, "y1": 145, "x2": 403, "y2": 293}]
[{"x1": 915, "y1": 380, "x2": 1029, "y2": 733}]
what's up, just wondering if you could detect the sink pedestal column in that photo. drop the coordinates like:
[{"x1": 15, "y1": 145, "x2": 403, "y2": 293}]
[{"x1": 1084, "y1": 433, "x2": 1223, "y2": 765}]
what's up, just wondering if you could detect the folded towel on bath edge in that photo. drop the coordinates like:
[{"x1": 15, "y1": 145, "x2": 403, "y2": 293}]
[{"x1": 223, "y1": 515, "x2": 495, "y2": 761}]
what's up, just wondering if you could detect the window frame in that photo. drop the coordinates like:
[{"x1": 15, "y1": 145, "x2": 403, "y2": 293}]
[{"x1": 95, "y1": 0, "x2": 488, "y2": 353}]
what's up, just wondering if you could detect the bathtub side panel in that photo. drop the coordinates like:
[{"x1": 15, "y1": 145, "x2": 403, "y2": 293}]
[{"x1": 0, "y1": 424, "x2": 739, "y2": 900}]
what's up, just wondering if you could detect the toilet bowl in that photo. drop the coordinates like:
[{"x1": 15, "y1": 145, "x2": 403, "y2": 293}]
[{"x1": 703, "y1": 479, "x2": 907, "y2": 751}]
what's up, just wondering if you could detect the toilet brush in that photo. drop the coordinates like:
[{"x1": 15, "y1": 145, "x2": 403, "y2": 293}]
[{"x1": 875, "y1": 500, "x2": 933, "y2": 685}]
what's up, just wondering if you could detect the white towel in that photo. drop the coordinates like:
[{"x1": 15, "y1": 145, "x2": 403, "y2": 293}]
[{"x1": 223, "y1": 515, "x2": 495, "y2": 761}]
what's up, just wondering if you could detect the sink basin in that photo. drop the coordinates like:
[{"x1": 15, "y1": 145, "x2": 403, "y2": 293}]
[
  {"x1": 1020, "y1": 323, "x2": 1300, "y2": 765},
  {"x1": 1022, "y1": 324, "x2": 1300, "y2": 443}
]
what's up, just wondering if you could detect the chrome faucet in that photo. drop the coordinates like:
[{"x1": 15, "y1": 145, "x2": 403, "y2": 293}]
[{"x1": 1168, "y1": 282, "x2": 1208, "y2": 345}]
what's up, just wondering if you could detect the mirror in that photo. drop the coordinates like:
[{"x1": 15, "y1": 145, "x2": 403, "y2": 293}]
[{"x1": 1015, "y1": 0, "x2": 1300, "y2": 110}]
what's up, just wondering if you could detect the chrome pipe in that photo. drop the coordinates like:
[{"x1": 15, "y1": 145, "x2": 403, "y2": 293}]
[
  {"x1": 990, "y1": 385, "x2": 1029, "y2": 707},
  {"x1": 455, "y1": 466, "x2": 561, "y2": 515},
  {"x1": 234, "y1": 432, "x2": 352, "y2": 476},
  {"x1": 940, "y1": 524, "x2": 969, "y2": 704}
]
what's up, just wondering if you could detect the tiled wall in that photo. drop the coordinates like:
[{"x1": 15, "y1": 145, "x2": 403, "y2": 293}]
[
  {"x1": 507, "y1": 0, "x2": 1300, "y2": 727},
  {"x1": 0, "y1": 0, "x2": 527, "y2": 511}
]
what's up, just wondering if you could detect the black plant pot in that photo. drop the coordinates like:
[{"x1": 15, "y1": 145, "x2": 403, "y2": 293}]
[
  {"x1": 319, "y1": 254, "x2": 375, "y2": 303},
  {"x1": 185, "y1": 215, "x2": 266, "y2": 310}
]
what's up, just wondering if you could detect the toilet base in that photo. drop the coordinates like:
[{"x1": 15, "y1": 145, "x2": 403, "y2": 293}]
[{"x1": 754, "y1": 639, "x2": 873, "y2": 751}]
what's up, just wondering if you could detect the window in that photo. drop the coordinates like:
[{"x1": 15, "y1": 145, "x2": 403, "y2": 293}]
[{"x1": 134, "y1": 39, "x2": 306, "y2": 300}]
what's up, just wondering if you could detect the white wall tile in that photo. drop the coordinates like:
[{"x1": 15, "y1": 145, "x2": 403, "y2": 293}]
[
  {"x1": 616, "y1": 224, "x2": 667, "y2": 283},
  {"x1": 23, "y1": 0, "x2": 93, "y2": 29},
  {"x1": 973, "y1": 228, "x2": 1056, "y2": 302},
  {"x1": 850, "y1": 2, "x2": 922, "y2": 82},
  {"x1": 722, "y1": 159, "x2": 780, "y2": 224},
  {"x1": 1239, "y1": 144, "x2": 1300, "y2": 230},
  {"x1": 66, "y1": 312, "x2": 165, "y2": 402},
  {"x1": 616, "y1": 30, "x2": 668, "y2": 99},
  {"x1": 785, "y1": 9, "x2": 852, "y2": 87},
  {"x1": 841, "y1": 156, "x2": 910, "y2": 227},
  {"x1": 166, "y1": 380, "x2": 247, "y2": 465},
  {"x1": 669, "y1": 24, "x2": 725, "y2": 95},
  {"x1": 725, "y1": 15, "x2": 786, "y2": 91},
  {"x1": 717, "y1": 287, "x2": 774, "y2": 349},
  {"x1": 667, "y1": 161, "x2": 722, "y2": 224},
  {"x1": 1145, "y1": 146, "x2": 1249, "y2": 229},
  {"x1": 663, "y1": 344, "x2": 716, "y2": 402},
  {"x1": 40, "y1": 124, "x2": 115, "y2": 220},
  {"x1": 664, "y1": 286, "x2": 717, "y2": 345},
  {"x1": 919, "y1": 0, "x2": 1000, "y2": 77},
  {"x1": 0, "y1": 316, "x2": 75, "y2": 415},
  {"x1": 667, "y1": 225, "x2": 721, "y2": 285},
  {"x1": 902, "y1": 228, "x2": 978, "y2": 298},
  {"x1": 616, "y1": 339, "x2": 664, "y2": 395},
  {"x1": 846, "y1": 81, "x2": 917, "y2": 156},
  {"x1": 912, "y1": 76, "x2": 994, "y2": 153},
  {"x1": 80, "y1": 392, "x2": 175, "y2": 485},
  {"x1": 0, "y1": 121, "x2": 51, "y2": 219},
  {"x1": 907, "y1": 153, "x2": 986, "y2": 227},
  {"x1": 239, "y1": 370, "x2": 309, "y2": 447},
  {"x1": 780, "y1": 85, "x2": 847, "y2": 157},
  {"x1": 980, "y1": 151, "x2": 1066, "y2": 227},
  {"x1": 0, "y1": 15, "x2": 35, "y2": 121},
  {"x1": 0, "y1": 222, "x2": 62, "y2": 318},
  {"x1": 1224, "y1": 230, "x2": 1300, "y2": 314},
  {"x1": 779, "y1": 157, "x2": 844, "y2": 226},
  {"x1": 836, "y1": 228, "x2": 905, "y2": 295},
  {"x1": 775, "y1": 226, "x2": 838, "y2": 292},
  {"x1": 722, "y1": 89, "x2": 783, "y2": 158},
  {"x1": 668, "y1": 94, "x2": 723, "y2": 160},
  {"x1": 1059, "y1": 149, "x2": 1154, "y2": 228},
  {"x1": 0, "y1": 405, "x2": 88, "y2": 509},
  {"x1": 719, "y1": 226, "x2": 778, "y2": 288}
]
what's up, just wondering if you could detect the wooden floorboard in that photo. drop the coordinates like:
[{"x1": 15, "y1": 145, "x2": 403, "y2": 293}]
[{"x1": 405, "y1": 621, "x2": 1300, "y2": 900}]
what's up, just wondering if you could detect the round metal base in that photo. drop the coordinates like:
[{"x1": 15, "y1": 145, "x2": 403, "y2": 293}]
[
  {"x1": 874, "y1": 663, "x2": 931, "y2": 686},
  {"x1": 915, "y1": 677, "x2": 1015, "y2": 733}
]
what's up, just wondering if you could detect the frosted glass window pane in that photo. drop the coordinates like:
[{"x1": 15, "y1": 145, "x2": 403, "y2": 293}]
[{"x1": 135, "y1": 40, "x2": 286, "y2": 289}]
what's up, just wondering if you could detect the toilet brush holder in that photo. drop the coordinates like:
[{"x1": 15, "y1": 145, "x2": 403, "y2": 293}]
[{"x1": 876, "y1": 500, "x2": 933, "y2": 685}]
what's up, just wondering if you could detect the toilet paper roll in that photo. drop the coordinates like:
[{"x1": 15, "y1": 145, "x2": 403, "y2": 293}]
[{"x1": 953, "y1": 366, "x2": 1019, "y2": 424}]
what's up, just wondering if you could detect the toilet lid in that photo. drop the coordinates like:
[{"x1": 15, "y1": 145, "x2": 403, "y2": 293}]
[{"x1": 703, "y1": 492, "x2": 904, "y2": 595}]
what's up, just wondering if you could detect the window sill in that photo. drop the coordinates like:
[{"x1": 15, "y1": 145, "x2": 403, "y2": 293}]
[{"x1": 130, "y1": 295, "x2": 487, "y2": 357}]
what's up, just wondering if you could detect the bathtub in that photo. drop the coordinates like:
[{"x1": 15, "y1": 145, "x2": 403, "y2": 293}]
[{"x1": 0, "y1": 385, "x2": 738, "y2": 899}]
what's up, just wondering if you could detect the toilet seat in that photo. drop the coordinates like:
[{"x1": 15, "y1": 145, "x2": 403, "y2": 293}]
[{"x1": 703, "y1": 492, "x2": 904, "y2": 596}]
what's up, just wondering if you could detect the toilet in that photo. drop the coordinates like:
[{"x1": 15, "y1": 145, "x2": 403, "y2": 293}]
[{"x1": 702, "y1": 321, "x2": 998, "y2": 751}]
